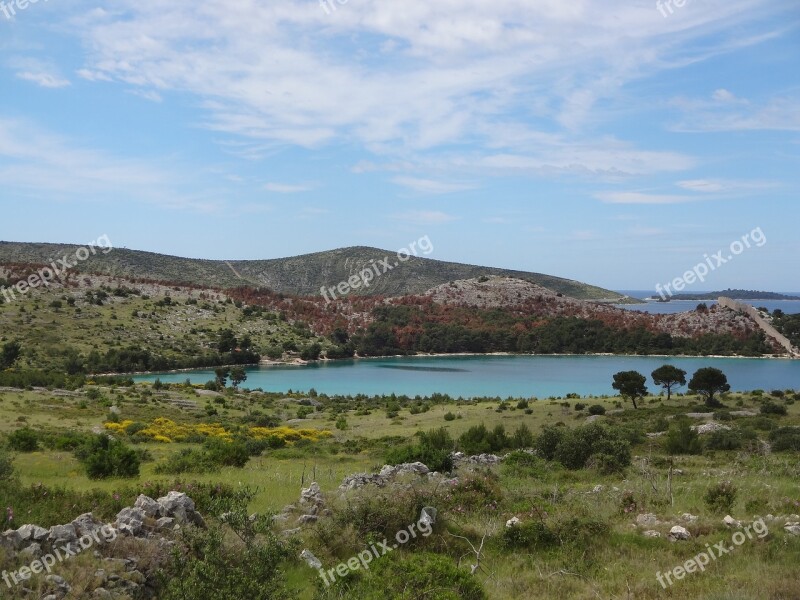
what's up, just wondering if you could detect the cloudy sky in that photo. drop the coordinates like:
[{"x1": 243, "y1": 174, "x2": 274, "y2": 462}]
[{"x1": 0, "y1": 0, "x2": 798, "y2": 291}]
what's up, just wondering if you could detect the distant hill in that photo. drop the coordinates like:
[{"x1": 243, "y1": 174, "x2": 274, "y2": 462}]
[
  {"x1": 665, "y1": 289, "x2": 800, "y2": 301},
  {"x1": 0, "y1": 242, "x2": 630, "y2": 301}
]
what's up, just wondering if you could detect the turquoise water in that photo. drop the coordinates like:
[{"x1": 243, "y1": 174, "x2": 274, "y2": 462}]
[{"x1": 133, "y1": 355, "x2": 800, "y2": 398}]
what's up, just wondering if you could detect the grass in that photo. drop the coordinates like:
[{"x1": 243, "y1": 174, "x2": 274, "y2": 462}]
[{"x1": 1, "y1": 383, "x2": 799, "y2": 599}]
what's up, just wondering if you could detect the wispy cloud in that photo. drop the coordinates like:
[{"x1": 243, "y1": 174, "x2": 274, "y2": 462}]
[
  {"x1": 9, "y1": 58, "x2": 70, "y2": 88},
  {"x1": 264, "y1": 182, "x2": 315, "y2": 194},
  {"x1": 595, "y1": 192, "x2": 698, "y2": 205},
  {"x1": 392, "y1": 210, "x2": 458, "y2": 225},
  {"x1": 392, "y1": 177, "x2": 476, "y2": 195}
]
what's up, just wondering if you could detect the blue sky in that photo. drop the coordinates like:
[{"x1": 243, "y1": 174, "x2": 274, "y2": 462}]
[{"x1": 0, "y1": 0, "x2": 798, "y2": 292}]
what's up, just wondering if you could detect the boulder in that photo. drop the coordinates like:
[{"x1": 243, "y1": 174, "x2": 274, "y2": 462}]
[
  {"x1": 48, "y1": 523, "x2": 78, "y2": 546},
  {"x1": 506, "y1": 517, "x2": 521, "y2": 528},
  {"x1": 668, "y1": 525, "x2": 692, "y2": 541},
  {"x1": 17, "y1": 524, "x2": 49, "y2": 543},
  {"x1": 19, "y1": 542, "x2": 43, "y2": 560},
  {"x1": 71, "y1": 513, "x2": 107, "y2": 538},
  {"x1": 134, "y1": 495, "x2": 162, "y2": 519},
  {"x1": 157, "y1": 492, "x2": 196, "y2": 525},
  {"x1": 723, "y1": 515, "x2": 741, "y2": 528},
  {"x1": 115, "y1": 507, "x2": 146, "y2": 537},
  {"x1": 300, "y1": 549, "x2": 322, "y2": 569}
]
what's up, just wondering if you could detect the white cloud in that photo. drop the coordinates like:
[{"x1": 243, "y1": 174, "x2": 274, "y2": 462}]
[
  {"x1": 9, "y1": 58, "x2": 71, "y2": 88},
  {"x1": 392, "y1": 210, "x2": 458, "y2": 224},
  {"x1": 15, "y1": 71, "x2": 71, "y2": 88},
  {"x1": 264, "y1": 182, "x2": 315, "y2": 193},
  {"x1": 392, "y1": 177, "x2": 476, "y2": 195},
  {"x1": 595, "y1": 192, "x2": 698, "y2": 205},
  {"x1": 67, "y1": 0, "x2": 789, "y2": 175}
]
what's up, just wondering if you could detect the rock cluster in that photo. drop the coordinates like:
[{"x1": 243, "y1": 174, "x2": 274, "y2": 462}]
[{"x1": 0, "y1": 491, "x2": 202, "y2": 599}]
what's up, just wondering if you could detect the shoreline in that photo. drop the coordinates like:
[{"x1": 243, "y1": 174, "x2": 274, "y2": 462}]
[{"x1": 113, "y1": 350, "x2": 797, "y2": 378}]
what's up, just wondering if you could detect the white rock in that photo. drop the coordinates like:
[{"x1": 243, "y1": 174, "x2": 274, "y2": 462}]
[
  {"x1": 668, "y1": 525, "x2": 692, "y2": 541},
  {"x1": 506, "y1": 517, "x2": 521, "y2": 528}
]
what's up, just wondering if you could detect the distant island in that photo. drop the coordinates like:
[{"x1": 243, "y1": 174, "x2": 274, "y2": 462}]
[{"x1": 651, "y1": 289, "x2": 800, "y2": 301}]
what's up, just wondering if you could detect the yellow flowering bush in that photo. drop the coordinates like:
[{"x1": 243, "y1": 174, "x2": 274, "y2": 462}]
[{"x1": 103, "y1": 418, "x2": 331, "y2": 445}]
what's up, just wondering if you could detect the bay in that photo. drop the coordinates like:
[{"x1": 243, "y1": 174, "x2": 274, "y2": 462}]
[{"x1": 133, "y1": 354, "x2": 800, "y2": 399}]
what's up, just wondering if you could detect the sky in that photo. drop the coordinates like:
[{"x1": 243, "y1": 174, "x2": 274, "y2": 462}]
[{"x1": 0, "y1": 0, "x2": 798, "y2": 293}]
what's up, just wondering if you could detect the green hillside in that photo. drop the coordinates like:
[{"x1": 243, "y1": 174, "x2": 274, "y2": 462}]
[{"x1": 0, "y1": 242, "x2": 629, "y2": 301}]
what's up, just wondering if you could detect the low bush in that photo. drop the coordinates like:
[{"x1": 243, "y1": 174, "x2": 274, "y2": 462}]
[
  {"x1": 7, "y1": 427, "x2": 39, "y2": 452},
  {"x1": 588, "y1": 404, "x2": 606, "y2": 416},
  {"x1": 704, "y1": 429, "x2": 742, "y2": 451},
  {"x1": 502, "y1": 451, "x2": 548, "y2": 478},
  {"x1": 704, "y1": 481, "x2": 737, "y2": 514},
  {"x1": 75, "y1": 434, "x2": 141, "y2": 479},
  {"x1": 330, "y1": 552, "x2": 486, "y2": 600},
  {"x1": 769, "y1": 427, "x2": 800, "y2": 452},
  {"x1": 760, "y1": 401, "x2": 788, "y2": 416},
  {"x1": 665, "y1": 421, "x2": 702, "y2": 455}
]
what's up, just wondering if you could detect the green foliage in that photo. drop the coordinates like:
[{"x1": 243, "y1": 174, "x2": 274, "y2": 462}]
[
  {"x1": 534, "y1": 424, "x2": 630, "y2": 473},
  {"x1": 385, "y1": 427, "x2": 454, "y2": 472},
  {"x1": 704, "y1": 481, "x2": 738, "y2": 514},
  {"x1": 704, "y1": 429, "x2": 742, "y2": 451},
  {"x1": 651, "y1": 365, "x2": 687, "y2": 401},
  {"x1": 76, "y1": 434, "x2": 141, "y2": 479},
  {"x1": 335, "y1": 552, "x2": 486, "y2": 600},
  {"x1": 665, "y1": 420, "x2": 702, "y2": 455},
  {"x1": 444, "y1": 411, "x2": 456, "y2": 421},
  {"x1": 551, "y1": 424, "x2": 631, "y2": 473},
  {"x1": 300, "y1": 343, "x2": 322, "y2": 361},
  {"x1": 205, "y1": 438, "x2": 251, "y2": 468},
  {"x1": 7, "y1": 427, "x2": 39, "y2": 452},
  {"x1": 0, "y1": 340, "x2": 21, "y2": 368},
  {"x1": 760, "y1": 401, "x2": 787, "y2": 416},
  {"x1": 769, "y1": 427, "x2": 800, "y2": 452},
  {"x1": 502, "y1": 451, "x2": 548, "y2": 478},
  {"x1": 155, "y1": 448, "x2": 219, "y2": 474},
  {"x1": 689, "y1": 367, "x2": 730, "y2": 407},
  {"x1": 612, "y1": 371, "x2": 648, "y2": 409},
  {"x1": 335, "y1": 417, "x2": 348, "y2": 430},
  {"x1": 159, "y1": 496, "x2": 292, "y2": 600},
  {"x1": 588, "y1": 404, "x2": 606, "y2": 416},
  {"x1": 502, "y1": 520, "x2": 559, "y2": 550}
]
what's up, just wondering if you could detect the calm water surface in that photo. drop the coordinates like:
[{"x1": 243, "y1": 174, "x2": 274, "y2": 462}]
[{"x1": 134, "y1": 355, "x2": 799, "y2": 398}]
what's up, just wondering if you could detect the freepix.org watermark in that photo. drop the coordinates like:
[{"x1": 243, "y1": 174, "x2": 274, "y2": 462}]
[
  {"x1": 1, "y1": 0, "x2": 48, "y2": 20},
  {"x1": 2, "y1": 524, "x2": 117, "y2": 589},
  {"x1": 654, "y1": 227, "x2": 766, "y2": 301},
  {"x1": 656, "y1": 519, "x2": 768, "y2": 589},
  {"x1": 317, "y1": 517, "x2": 433, "y2": 586},
  {"x1": 320, "y1": 235, "x2": 433, "y2": 304},
  {"x1": 656, "y1": 0, "x2": 690, "y2": 18},
  {"x1": 1, "y1": 235, "x2": 114, "y2": 304}
]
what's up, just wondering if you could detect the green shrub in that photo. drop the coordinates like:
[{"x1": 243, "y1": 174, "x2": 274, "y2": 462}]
[
  {"x1": 574, "y1": 403, "x2": 586, "y2": 411},
  {"x1": 385, "y1": 427, "x2": 454, "y2": 472},
  {"x1": 159, "y1": 499, "x2": 292, "y2": 600},
  {"x1": 205, "y1": 438, "x2": 250, "y2": 468},
  {"x1": 155, "y1": 448, "x2": 219, "y2": 474},
  {"x1": 704, "y1": 481, "x2": 737, "y2": 514},
  {"x1": 76, "y1": 434, "x2": 141, "y2": 479},
  {"x1": 769, "y1": 427, "x2": 800, "y2": 452},
  {"x1": 760, "y1": 401, "x2": 787, "y2": 416},
  {"x1": 335, "y1": 417, "x2": 348, "y2": 430},
  {"x1": 502, "y1": 451, "x2": 548, "y2": 478},
  {"x1": 704, "y1": 429, "x2": 742, "y2": 451},
  {"x1": 7, "y1": 427, "x2": 39, "y2": 452},
  {"x1": 588, "y1": 404, "x2": 606, "y2": 416},
  {"x1": 443, "y1": 411, "x2": 456, "y2": 421},
  {"x1": 665, "y1": 421, "x2": 702, "y2": 455},
  {"x1": 441, "y1": 473, "x2": 502, "y2": 512},
  {"x1": 548, "y1": 424, "x2": 631, "y2": 473},
  {"x1": 502, "y1": 520, "x2": 558, "y2": 550},
  {"x1": 336, "y1": 552, "x2": 486, "y2": 600}
]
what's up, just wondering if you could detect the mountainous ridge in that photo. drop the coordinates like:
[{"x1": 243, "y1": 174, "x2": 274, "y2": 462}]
[{"x1": 0, "y1": 241, "x2": 631, "y2": 302}]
